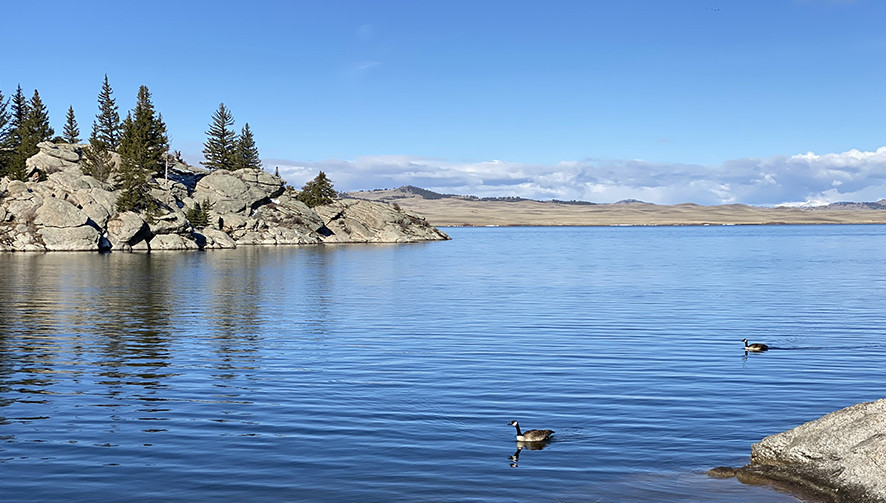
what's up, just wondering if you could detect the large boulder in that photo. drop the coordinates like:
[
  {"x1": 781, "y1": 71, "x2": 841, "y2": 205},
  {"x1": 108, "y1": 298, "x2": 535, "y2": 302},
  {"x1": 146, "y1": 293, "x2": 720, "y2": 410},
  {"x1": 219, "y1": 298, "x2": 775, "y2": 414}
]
[
  {"x1": 2, "y1": 180, "x2": 44, "y2": 222},
  {"x1": 40, "y1": 171, "x2": 116, "y2": 229},
  {"x1": 33, "y1": 196, "x2": 100, "y2": 251},
  {"x1": 195, "y1": 227, "x2": 237, "y2": 249},
  {"x1": 713, "y1": 399, "x2": 886, "y2": 503},
  {"x1": 148, "y1": 207, "x2": 190, "y2": 236},
  {"x1": 148, "y1": 233, "x2": 200, "y2": 251},
  {"x1": 192, "y1": 168, "x2": 285, "y2": 215},
  {"x1": 106, "y1": 211, "x2": 150, "y2": 250},
  {"x1": 26, "y1": 142, "x2": 82, "y2": 175}
]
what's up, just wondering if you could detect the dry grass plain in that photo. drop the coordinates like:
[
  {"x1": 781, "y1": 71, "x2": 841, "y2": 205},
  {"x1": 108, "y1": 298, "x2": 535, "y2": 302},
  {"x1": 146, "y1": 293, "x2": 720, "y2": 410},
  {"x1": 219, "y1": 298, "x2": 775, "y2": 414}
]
[{"x1": 346, "y1": 187, "x2": 886, "y2": 227}]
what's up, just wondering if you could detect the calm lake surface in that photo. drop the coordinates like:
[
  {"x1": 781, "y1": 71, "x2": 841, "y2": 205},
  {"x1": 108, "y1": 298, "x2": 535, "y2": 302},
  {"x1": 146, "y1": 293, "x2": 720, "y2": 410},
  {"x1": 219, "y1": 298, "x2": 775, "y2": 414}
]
[{"x1": 3, "y1": 225, "x2": 886, "y2": 502}]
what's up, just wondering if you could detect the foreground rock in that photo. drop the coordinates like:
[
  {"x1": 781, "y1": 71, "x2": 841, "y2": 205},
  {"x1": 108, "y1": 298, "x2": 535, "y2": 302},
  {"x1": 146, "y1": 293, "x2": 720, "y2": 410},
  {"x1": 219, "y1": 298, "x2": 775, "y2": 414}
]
[
  {"x1": 0, "y1": 142, "x2": 449, "y2": 252},
  {"x1": 711, "y1": 399, "x2": 886, "y2": 503}
]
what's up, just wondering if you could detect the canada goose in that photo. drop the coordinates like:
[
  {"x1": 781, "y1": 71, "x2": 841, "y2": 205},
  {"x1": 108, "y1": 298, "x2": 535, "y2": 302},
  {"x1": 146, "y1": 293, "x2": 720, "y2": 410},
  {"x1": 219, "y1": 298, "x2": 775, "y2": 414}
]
[
  {"x1": 742, "y1": 338, "x2": 769, "y2": 352},
  {"x1": 508, "y1": 420, "x2": 554, "y2": 442}
]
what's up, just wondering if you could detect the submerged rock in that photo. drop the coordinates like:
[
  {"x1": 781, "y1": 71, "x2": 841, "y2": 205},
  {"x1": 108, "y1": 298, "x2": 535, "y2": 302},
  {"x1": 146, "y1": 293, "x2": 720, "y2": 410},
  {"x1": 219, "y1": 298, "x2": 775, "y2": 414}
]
[
  {"x1": 713, "y1": 398, "x2": 886, "y2": 503},
  {"x1": 0, "y1": 141, "x2": 449, "y2": 252}
]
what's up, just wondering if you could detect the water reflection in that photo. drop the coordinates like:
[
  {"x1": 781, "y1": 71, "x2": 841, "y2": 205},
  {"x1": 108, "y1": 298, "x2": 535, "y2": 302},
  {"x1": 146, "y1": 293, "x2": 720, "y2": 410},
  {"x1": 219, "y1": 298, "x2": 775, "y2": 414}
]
[
  {"x1": 5, "y1": 226, "x2": 882, "y2": 502},
  {"x1": 508, "y1": 440, "x2": 552, "y2": 468}
]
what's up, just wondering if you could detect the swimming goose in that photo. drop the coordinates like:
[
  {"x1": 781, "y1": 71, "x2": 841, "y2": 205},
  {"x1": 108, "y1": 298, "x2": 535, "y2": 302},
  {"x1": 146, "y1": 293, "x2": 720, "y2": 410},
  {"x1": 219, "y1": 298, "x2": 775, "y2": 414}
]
[
  {"x1": 742, "y1": 338, "x2": 769, "y2": 352},
  {"x1": 508, "y1": 420, "x2": 554, "y2": 442}
]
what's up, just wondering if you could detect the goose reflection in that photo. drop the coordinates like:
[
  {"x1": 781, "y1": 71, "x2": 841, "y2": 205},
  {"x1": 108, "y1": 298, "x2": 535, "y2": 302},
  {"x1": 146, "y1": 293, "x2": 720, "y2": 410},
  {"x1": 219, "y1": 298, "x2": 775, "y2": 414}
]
[{"x1": 508, "y1": 440, "x2": 551, "y2": 468}]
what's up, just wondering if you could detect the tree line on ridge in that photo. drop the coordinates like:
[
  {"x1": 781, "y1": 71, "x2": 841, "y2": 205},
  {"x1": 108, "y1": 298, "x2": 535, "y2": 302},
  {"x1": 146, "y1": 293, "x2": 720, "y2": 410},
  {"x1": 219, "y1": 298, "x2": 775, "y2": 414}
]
[{"x1": 0, "y1": 75, "x2": 262, "y2": 213}]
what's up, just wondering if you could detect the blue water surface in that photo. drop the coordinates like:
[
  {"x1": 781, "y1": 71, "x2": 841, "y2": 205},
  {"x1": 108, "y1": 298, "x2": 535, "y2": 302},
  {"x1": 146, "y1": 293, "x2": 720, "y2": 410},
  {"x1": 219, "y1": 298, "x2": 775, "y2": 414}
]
[{"x1": 2, "y1": 225, "x2": 886, "y2": 502}]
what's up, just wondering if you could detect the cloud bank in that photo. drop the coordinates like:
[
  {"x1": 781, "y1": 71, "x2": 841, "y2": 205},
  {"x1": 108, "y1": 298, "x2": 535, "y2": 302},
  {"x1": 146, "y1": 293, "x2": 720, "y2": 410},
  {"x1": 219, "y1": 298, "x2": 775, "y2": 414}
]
[{"x1": 266, "y1": 146, "x2": 886, "y2": 207}]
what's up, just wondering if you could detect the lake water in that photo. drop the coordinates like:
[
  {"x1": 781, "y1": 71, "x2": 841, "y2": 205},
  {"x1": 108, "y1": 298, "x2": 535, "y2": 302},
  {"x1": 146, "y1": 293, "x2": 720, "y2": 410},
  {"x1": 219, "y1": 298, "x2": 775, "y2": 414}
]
[{"x1": 2, "y1": 225, "x2": 886, "y2": 502}]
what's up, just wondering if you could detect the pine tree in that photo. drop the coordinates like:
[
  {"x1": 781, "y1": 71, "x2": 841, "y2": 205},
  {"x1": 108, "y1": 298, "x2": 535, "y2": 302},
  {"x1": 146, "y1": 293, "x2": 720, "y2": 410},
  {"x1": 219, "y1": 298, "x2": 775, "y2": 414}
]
[
  {"x1": 119, "y1": 86, "x2": 168, "y2": 176},
  {"x1": 10, "y1": 90, "x2": 54, "y2": 180},
  {"x1": 115, "y1": 112, "x2": 152, "y2": 212},
  {"x1": 93, "y1": 74, "x2": 121, "y2": 150},
  {"x1": 9, "y1": 85, "x2": 29, "y2": 151},
  {"x1": 116, "y1": 86, "x2": 168, "y2": 213},
  {"x1": 63, "y1": 106, "x2": 80, "y2": 143},
  {"x1": 296, "y1": 171, "x2": 337, "y2": 208},
  {"x1": 202, "y1": 102, "x2": 238, "y2": 171},
  {"x1": 0, "y1": 89, "x2": 9, "y2": 143},
  {"x1": 0, "y1": 89, "x2": 10, "y2": 176},
  {"x1": 234, "y1": 122, "x2": 261, "y2": 170},
  {"x1": 24, "y1": 90, "x2": 54, "y2": 141},
  {"x1": 82, "y1": 76, "x2": 122, "y2": 182}
]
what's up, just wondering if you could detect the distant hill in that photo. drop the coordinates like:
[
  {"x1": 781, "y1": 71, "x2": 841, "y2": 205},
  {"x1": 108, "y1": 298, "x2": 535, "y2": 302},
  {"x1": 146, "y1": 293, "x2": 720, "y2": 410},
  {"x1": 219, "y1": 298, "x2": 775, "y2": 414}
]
[
  {"x1": 343, "y1": 186, "x2": 600, "y2": 205},
  {"x1": 813, "y1": 200, "x2": 886, "y2": 210},
  {"x1": 341, "y1": 186, "x2": 886, "y2": 227}
]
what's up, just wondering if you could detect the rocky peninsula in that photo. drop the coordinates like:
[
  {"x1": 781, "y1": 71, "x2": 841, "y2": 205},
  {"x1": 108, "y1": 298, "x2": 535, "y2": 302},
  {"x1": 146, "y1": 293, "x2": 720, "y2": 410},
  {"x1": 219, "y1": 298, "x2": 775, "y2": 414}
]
[
  {"x1": 0, "y1": 142, "x2": 449, "y2": 252},
  {"x1": 710, "y1": 399, "x2": 886, "y2": 503}
]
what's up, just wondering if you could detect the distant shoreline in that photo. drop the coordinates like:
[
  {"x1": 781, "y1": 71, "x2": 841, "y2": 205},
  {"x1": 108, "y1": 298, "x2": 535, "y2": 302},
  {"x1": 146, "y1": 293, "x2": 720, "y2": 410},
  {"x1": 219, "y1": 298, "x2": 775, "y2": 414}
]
[{"x1": 344, "y1": 186, "x2": 886, "y2": 228}]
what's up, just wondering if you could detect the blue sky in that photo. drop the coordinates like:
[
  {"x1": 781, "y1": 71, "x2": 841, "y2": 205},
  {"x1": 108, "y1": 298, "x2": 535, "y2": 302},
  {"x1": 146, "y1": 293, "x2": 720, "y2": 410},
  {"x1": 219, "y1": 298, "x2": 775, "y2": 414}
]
[{"x1": 3, "y1": 0, "x2": 886, "y2": 205}]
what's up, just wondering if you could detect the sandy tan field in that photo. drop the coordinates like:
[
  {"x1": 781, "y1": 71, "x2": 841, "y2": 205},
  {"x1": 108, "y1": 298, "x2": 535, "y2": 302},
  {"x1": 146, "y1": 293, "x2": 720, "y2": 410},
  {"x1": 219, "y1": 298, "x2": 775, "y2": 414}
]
[{"x1": 345, "y1": 188, "x2": 886, "y2": 227}]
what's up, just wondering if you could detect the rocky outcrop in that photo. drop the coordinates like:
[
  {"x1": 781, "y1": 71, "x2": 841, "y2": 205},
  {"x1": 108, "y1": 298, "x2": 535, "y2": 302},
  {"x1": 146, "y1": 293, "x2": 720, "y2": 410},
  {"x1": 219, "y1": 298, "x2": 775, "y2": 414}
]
[
  {"x1": 26, "y1": 141, "x2": 81, "y2": 175},
  {"x1": 33, "y1": 196, "x2": 101, "y2": 251},
  {"x1": 191, "y1": 168, "x2": 284, "y2": 214},
  {"x1": 711, "y1": 399, "x2": 886, "y2": 503},
  {"x1": 0, "y1": 142, "x2": 449, "y2": 252},
  {"x1": 316, "y1": 199, "x2": 451, "y2": 243}
]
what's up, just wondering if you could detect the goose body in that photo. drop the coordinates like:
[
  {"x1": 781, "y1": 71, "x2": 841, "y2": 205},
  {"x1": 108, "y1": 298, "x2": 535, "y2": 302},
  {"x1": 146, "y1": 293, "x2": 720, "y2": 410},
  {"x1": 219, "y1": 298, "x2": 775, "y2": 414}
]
[
  {"x1": 508, "y1": 420, "x2": 554, "y2": 442},
  {"x1": 742, "y1": 338, "x2": 769, "y2": 352}
]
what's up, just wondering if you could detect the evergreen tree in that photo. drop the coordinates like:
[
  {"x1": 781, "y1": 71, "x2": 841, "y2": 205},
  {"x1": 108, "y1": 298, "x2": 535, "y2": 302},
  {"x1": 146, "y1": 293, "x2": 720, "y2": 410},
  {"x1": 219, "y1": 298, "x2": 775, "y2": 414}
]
[
  {"x1": 82, "y1": 76, "x2": 122, "y2": 182},
  {"x1": 10, "y1": 85, "x2": 28, "y2": 132},
  {"x1": 115, "y1": 112, "x2": 152, "y2": 212},
  {"x1": 0, "y1": 89, "x2": 9, "y2": 142},
  {"x1": 24, "y1": 90, "x2": 54, "y2": 141},
  {"x1": 119, "y1": 86, "x2": 168, "y2": 177},
  {"x1": 202, "y1": 102, "x2": 238, "y2": 171},
  {"x1": 296, "y1": 171, "x2": 337, "y2": 208},
  {"x1": 9, "y1": 85, "x2": 29, "y2": 152},
  {"x1": 185, "y1": 198, "x2": 214, "y2": 228},
  {"x1": 0, "y1": 89, "x2": 10, "y2": 176},
  {"x1": 63, "y1": 106, "x2": 80, "y2": 143},
  {"x1": 10, "y1": 90, "x2": 54, "y2": 180},
  {"x1": 116, "y1": 86, "x2": 168, "y2": 212},
  {"x1": 81, "y1": 141, "x2": 114, "y2": 182},
  {"x1": 234, "y1": 122, "x2": 261, "y2": 170},
  {"x1": 93, "y1": 74, "x2": 121, "y2": 149}
]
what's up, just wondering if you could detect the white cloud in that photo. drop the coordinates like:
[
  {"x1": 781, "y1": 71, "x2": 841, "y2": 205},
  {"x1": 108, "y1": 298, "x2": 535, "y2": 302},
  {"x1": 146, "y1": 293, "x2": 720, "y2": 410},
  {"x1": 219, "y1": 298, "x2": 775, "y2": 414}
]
[
  {"x1": 265, "y1": 146, "x2": 886, "y2": 206},
  {"x1": 351, "y1": 61, "x2": 381, "y2": 71}
]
